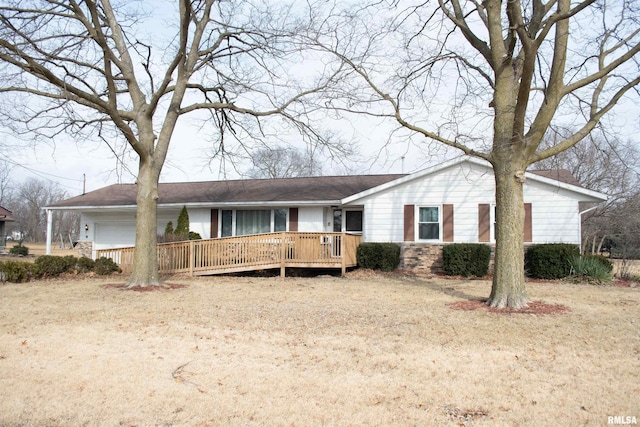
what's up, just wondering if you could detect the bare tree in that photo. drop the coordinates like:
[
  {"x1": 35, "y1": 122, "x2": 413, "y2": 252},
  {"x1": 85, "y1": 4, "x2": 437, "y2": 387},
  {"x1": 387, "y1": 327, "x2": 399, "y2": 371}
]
[
  {"x1": 0, "y1": 1, "x2": 345, "y2": 287},
  {"x1": 246, "y1": 145, "x2": 323, "y2": 179},
  {"x1": 5, "y1": 178, "x2": 68, "y2": 243},
  {"x1": 0, "y1": 160, "x2": 13, "y2": 204},
  {"x1": 534, "y1": 133, "x2": 639, "y2": 198},
  {"x1": 533, "y1": 133, "x2": 640, "y2": 254},
  {"x1": 312, "y1": 0, "x2": 640, "y2": 307}
]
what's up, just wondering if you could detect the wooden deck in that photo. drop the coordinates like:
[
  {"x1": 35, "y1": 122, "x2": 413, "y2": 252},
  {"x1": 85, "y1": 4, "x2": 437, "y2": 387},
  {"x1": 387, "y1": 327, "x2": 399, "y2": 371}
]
[{"x1": 96, "y1": 232, "x2": 362, "y2": 277}]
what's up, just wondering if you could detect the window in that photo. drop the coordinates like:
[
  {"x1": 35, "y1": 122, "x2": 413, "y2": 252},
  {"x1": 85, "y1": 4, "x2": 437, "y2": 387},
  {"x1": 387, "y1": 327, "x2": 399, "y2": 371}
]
[
  {"x1": 345, "y1": 211, "x2": 363, "y2": 233},
  {"x1": 221, "y1": 210, "x2": 232, "y2": 237},
  {"x1": 274, "y1": 209, "x2": 287, "y2": 232},
  {"x1": 219, "y1": 208, "x2": 289, "y2": 237},
  {"x1": 418, "y1": 206, "x2": 440, "y2": 240},
  {"x1": 236, "y1": 210, "x2": 271, "y2": 236},
  {"x1": 333, "y1": 209, "x2": 363, "y2": 233},
  {"x1": 333, "y1": 209, "x2": 342, "y2": 232}
]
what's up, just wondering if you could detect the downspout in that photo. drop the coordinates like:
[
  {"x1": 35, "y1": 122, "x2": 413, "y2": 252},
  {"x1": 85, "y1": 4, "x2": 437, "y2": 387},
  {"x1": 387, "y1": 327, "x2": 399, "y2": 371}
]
[
  {"x1": 579, "y1": 205, "x2": 600, "y2": 254},
  {"x1": 45, "y1": 209, "x2": 53, "y2": 255}
]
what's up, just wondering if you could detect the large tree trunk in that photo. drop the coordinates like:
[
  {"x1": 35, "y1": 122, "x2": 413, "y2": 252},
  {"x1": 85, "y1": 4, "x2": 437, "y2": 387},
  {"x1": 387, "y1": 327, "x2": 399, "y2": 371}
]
[
  {"x1": 126, "y1": 156, "x2": 161, "y2": 288},
  {"x1": 487, "y1": 164, "x2": 530, "y2": 309}
]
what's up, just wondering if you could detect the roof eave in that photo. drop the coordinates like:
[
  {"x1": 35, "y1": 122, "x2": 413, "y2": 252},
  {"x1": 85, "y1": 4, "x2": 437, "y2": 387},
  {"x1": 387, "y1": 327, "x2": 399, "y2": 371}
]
[{"x1": 44, "y1": 200, "x2": 341, "y2": 211}]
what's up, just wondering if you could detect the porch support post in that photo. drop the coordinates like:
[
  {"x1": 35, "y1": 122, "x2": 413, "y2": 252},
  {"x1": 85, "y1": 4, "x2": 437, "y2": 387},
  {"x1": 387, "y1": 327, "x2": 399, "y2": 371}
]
[
  {"x1": 189, "y1": 240, "x2": 195, "y2": 277},
  {"x1": 45, "y1": 209, "x2": 53, "y2": 255},
  {"x1": 280, "y1": 232, "x2": 286, "y2": 277},
  {"x1": 341, "y1": 232, "x2": 346, "y2": 276}
]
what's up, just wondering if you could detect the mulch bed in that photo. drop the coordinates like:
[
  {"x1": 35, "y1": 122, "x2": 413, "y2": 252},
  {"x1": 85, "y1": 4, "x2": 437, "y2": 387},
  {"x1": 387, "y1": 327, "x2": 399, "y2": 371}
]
[
  {"x1": 448, "y1": 299, "x2": 570, "y2": 315},
  {"x1": 102, "y1": 283, "x2": 188, "y2": 292}
]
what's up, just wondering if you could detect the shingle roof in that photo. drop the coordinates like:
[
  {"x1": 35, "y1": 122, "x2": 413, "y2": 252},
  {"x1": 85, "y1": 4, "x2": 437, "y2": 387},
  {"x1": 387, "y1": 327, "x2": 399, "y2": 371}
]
[
  {"x1": 0, "y1": 206, "x2": 13, "y2": 221},
  {"x1": 48, "y1": 174, "x2": 406, "y2": 208},
  {"x1": 528, "y1": 169, "x2": 582, "y2": 187}
]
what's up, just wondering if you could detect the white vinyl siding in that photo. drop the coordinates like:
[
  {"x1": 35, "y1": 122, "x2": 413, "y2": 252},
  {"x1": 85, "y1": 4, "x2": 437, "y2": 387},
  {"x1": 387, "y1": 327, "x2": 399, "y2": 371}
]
[
  {"x1": 94, "y1": 223, "x2": 136, "y2": 250},
  {"x1": 349, "y1": 161, "x2": 584, "y2": 244}
]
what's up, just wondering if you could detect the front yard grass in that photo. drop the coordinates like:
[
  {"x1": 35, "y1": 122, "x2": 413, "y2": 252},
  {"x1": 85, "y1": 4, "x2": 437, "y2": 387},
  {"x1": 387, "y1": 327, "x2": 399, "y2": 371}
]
[{"x1": 0, "y1": 273, "x2": 637, "y2": 426}]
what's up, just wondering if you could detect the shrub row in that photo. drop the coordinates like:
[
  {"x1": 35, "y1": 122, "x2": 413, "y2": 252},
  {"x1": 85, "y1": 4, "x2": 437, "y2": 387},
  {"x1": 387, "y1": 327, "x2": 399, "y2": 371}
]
[
  {"x1": 0, "y1": 255, "x2": 121, "y2": 283},
  {"x1": 354, "y1": 241, "x2": 613, "y2": 283}
]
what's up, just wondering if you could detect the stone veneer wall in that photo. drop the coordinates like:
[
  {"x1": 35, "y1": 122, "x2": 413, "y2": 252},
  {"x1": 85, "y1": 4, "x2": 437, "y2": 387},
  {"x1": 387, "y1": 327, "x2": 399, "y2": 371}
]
[
  {"x1": 76, "y1": 241, "x2": 93, "y2": 259},
  {"x1": 399, "y1": 243, "x2": 446, "y2": 275},
  {"x1": 399, "y1": 243, "x2": 496, "y2": 275}
]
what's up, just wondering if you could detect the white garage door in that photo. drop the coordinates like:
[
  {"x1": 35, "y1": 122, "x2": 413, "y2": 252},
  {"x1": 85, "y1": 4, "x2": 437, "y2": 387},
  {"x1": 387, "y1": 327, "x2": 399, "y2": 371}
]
[{"x1": 95, "y1": 222, "x2": 136, "y2": 250}]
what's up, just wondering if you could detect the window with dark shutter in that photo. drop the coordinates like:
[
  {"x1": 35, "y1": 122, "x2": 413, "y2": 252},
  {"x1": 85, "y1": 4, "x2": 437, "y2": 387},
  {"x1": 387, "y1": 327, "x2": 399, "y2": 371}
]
[
  {"x1": 289, "y1": 208, "x2": 298, "y2": 232},
  {"x1": 210, "y1": 209, "x2": 219, "y2": 238},
  {"x1": 404, "y1": 205, "x2": 415, "y2": 241},
  {"x1": 478, "y1": 204, "x2": 490, "y2": 242},
  {"x1": 524, "y1": 203, "x2": 532, "y2": 242},
  {"x1": 443, "y1": 204, "x2": 454, "y2": 242}
]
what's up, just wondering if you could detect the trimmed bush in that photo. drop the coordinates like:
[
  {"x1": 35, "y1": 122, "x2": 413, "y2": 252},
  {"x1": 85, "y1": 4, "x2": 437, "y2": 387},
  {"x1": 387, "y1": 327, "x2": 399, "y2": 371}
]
[
  {"x1": 525, "y1": 243, "x2": 580, "y2": 279},
  {"x1": 357, "y1": 243, "x2": 401, "y2": 271},
  {"x1": 9, "y1": 244, "x2": 29, "y2": 256},
  {"x1": 0, "y1": 260, "x2": 32, "y2": 283},
  {"x1": 188, "y1": 231, "x2": 202, "y2": 240},
  {"x1": 442, "y1": 243, "x2": 492, "y2": 277},
  {"x1": 33, "y1": 255, "x2": 77, "y2": 278},
  {"x1": 76, "y1": 256, "x2": 96, "y2": 273},
  {"x1": 93, "y1": 257, "x2": 122, "y2": 275}
]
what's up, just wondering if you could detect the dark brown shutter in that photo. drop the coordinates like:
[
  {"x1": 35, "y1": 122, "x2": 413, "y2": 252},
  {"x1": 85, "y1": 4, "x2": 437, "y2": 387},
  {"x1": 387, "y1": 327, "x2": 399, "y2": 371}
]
[
  {"x1": 404, "y1": 205, "x2": 415, "y2": 241},
  {"x1": 478, "y1": 204, "x2": 490, "y2": 242},
  {"x1": 210, "y1": 209, "x2": 219, "y2": 238},
  {"x1": 289, "y1": 208, "x2": 298, "y2": 232},
  {"x1": 524, "y1": 203, "x2": 532, "y2": 243},
  {"x1": 443, "y1": 204, "x2": 454, "y2": 242}
]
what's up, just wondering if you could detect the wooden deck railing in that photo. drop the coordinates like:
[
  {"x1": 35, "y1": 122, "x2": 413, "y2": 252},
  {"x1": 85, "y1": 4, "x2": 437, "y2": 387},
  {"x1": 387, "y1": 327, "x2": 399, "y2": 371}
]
[{"x1": 96, "y1": 232, "x2": 362, "y2": 277}]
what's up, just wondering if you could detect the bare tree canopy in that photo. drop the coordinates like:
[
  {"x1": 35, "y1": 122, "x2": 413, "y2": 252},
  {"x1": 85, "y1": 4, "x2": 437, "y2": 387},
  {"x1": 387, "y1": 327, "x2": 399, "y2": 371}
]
[
  {"x1": 3, "y1": 178, "x2": 76, "y2": 243},
  {"x1": 246, "y1": 145, "x2": 323, "y2": 179},
  {"x1": 310, "y1": 0, "x2": 640, "y2": 307},
  {"x1": 534, "y1": 134, "x2": 640, "y2": 258},
  {"x1": 0, "y1": 0, "x2": 346, "y2": 286}
]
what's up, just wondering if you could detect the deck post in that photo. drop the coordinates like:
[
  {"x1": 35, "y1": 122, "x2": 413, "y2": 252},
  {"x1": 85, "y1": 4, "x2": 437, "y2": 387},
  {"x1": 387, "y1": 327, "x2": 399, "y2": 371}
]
[
  {"x1": 189, "y1": 240, "x2": 195, "y2": 277},
  {"x1": 280, "y1": 232, "x2": 286, "y2": 277},
  {"x1": 341, "y1": 232, "x2": 346, "y2": 276}
]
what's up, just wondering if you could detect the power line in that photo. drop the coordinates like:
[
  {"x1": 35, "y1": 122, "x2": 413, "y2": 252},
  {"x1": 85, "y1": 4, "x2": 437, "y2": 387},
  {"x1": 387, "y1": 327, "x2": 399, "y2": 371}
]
[{"x1": 0, "y1": 154, "x2": 86, "y2": 191}]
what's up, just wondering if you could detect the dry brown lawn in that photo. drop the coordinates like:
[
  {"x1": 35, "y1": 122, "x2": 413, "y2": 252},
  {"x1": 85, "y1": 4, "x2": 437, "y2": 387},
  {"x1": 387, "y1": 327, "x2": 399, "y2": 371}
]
[{"x1": 0, "y1": 272, "x2": 638, "y2": 426}]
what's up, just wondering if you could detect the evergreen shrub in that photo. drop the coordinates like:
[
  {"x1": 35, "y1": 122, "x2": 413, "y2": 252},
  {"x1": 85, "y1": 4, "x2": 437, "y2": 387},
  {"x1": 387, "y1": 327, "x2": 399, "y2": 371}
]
[
  {"x1": 93, "y1": 257, "x2": 122, "y2": 275},
  {"x1": 0, "y1": 261, "x2": 32, "y2": 283},
  {"x1": 76, "y1": 256, "x2": 96, "y2": 273},
  {"x1": 442, "y1": 243, "x2": 492, "y2": 277},
  {"x1": 9, "y1": 244, "x2": 29, "y2": 256},
  {"x1": 356, "y1": 243, "x2": 400, "y2": 271},
  {"x1": 175, "y1": 206, "x2": 190, "y2": 236},
  {"x1": 525, "y1": 243, "x2": 580, "y2": 279},
  {"x1": 33, "y1": 255, "x2": 73, "y2": 278}
]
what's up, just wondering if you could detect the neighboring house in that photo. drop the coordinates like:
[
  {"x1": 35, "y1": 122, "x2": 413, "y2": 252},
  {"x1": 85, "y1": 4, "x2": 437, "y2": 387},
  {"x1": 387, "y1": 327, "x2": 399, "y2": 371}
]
[
  {"x1": 44, "y1": 156, "x2": 607, "y2": 273},
  {"x1": 0, "y1": 205, "x2": 14, "y2": 249}
]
